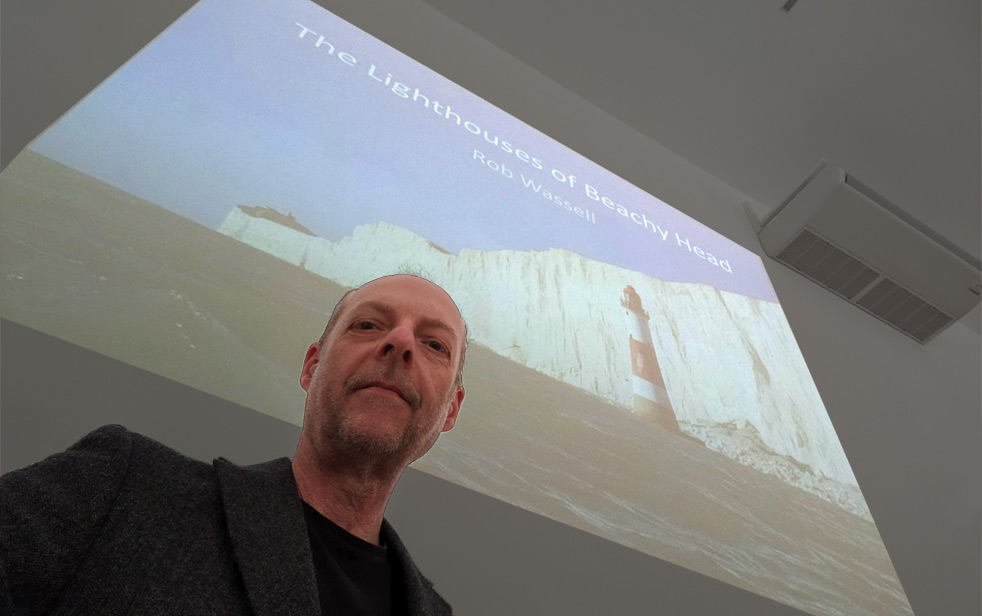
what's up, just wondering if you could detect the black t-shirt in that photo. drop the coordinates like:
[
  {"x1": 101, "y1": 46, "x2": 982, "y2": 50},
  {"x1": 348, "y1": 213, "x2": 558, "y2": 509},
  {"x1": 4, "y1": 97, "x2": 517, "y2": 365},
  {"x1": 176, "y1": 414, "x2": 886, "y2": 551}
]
[{"x1": 302, "y1": 501, "x2": 406, "y2": 615}]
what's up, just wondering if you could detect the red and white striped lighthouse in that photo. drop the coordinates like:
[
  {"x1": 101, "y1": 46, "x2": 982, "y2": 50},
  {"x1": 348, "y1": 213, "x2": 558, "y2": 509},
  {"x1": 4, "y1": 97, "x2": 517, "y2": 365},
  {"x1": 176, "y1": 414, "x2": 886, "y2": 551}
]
[{"x1": 621, "y1": 285, "x2": 681, "y2": 432}]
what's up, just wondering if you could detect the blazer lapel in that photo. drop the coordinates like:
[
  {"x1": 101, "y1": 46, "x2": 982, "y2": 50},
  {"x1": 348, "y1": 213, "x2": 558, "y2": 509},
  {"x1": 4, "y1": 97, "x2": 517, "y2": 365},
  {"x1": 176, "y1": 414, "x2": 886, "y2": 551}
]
[
  {"x1": 214, "y1": 457, "x2": 320, "y2": 616},
  {"x1": 381, "y1": 520, "x2": 453, "y2": 616}
]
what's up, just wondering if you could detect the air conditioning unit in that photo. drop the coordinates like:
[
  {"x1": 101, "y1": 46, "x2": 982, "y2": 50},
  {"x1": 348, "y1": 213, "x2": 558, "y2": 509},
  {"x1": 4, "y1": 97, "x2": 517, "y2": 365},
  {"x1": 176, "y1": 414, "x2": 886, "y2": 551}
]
[{"x1": 752, "y1": 161, "x2": 981, "y2": 344}]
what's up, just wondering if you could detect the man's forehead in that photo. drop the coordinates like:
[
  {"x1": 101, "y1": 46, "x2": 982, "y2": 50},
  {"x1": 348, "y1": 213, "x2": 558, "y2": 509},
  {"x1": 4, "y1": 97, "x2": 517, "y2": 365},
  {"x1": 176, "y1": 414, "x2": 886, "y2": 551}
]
[{"x1": 339, "y1": 275, "x2": 464, "y2": 330}]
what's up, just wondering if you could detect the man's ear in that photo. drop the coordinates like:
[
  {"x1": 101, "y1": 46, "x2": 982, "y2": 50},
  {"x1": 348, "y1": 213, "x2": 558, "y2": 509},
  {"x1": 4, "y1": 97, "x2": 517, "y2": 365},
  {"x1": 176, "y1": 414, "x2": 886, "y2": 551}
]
[
  {"x1": 299, "y1": 343, "x2": 320, "y2": 392},
  {"x1": 441, "y1": 385, "x2": 465, "y2": 432}
]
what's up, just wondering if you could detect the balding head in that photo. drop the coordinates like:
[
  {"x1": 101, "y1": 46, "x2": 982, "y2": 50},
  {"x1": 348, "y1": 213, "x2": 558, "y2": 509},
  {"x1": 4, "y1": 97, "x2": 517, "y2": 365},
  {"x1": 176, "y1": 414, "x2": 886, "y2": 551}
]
[
  {"x1": 299, "y1": 274, "x2": 467, "y2": 471},
  {"x1": 319, "y1": 275, "x2": 468, "y2": 386}
]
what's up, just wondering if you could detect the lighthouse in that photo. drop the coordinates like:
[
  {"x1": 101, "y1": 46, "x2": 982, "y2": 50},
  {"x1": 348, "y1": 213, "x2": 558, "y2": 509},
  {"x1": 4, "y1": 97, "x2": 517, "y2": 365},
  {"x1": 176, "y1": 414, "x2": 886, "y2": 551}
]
[{"x1": 621, "y1": 285, "x2": 681, "y2": 433}]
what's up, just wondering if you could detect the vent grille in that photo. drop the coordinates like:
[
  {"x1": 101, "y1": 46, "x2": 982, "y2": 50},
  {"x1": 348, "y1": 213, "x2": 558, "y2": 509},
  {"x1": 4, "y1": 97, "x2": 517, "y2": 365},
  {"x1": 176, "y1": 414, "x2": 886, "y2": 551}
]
[
  {"x1": 777, "y1": 230, "x2": 879, "y2": 299},
  {"x1": 776, "y1": 229, "x2": 953, "y2": 343},
  {"x1": 857, "y1": 279, "x2": 953, "y2": 340}
]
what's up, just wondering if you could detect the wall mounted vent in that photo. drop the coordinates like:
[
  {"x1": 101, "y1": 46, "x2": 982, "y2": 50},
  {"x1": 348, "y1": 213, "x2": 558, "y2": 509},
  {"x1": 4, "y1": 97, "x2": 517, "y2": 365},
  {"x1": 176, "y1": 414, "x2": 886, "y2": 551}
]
[{"x1": 753, "y1": 162, "x2": 981, "y2": 344}]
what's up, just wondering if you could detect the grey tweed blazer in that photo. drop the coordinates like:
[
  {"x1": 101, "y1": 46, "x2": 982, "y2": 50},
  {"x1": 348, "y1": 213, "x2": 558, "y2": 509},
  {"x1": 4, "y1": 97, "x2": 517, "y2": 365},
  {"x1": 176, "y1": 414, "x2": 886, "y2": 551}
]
[{"x1": 0, "y1": 425, "x2": 452, "y2": 615}]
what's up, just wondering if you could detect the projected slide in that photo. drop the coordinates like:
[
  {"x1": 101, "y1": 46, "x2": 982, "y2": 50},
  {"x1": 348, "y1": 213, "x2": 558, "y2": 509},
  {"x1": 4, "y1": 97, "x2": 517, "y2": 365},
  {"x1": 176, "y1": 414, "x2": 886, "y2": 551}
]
[{"x1": 0, "y1": 0, "x2": 911, "y2": 614}]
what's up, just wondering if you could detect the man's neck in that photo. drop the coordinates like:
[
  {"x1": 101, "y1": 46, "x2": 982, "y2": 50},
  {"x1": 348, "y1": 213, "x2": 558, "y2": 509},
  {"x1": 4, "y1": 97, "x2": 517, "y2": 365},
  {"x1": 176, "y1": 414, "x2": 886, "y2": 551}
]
[{"x1": 291, "y1": 443, "x2": 402, "y2": 546}]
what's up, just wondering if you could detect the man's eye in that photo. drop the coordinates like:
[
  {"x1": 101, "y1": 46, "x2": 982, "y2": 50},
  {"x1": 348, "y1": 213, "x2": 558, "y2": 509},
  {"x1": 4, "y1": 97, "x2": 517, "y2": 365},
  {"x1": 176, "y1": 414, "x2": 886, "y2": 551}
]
[
  {"x1": 426, "y1": 340, "x2": 445, "y2": 353},
  {"x1": 354, "y1": 321, "x2": 376, "y2": 330}
]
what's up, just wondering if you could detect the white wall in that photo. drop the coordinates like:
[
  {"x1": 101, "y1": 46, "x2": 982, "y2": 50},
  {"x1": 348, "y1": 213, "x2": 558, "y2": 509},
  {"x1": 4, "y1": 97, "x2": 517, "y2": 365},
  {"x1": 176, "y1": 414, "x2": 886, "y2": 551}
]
[
  {"x1": 2, "y1": 0, "x2": 978, "y2": 614},
  {"x1": 309, "y1": 5, "x2": 981, "y2": 613}
]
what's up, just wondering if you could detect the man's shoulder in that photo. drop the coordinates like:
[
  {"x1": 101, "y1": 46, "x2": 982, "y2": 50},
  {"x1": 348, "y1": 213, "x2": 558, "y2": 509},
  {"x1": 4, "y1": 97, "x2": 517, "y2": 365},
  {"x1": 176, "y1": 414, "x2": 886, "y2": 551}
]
[
  {"x1": 74, "y1": 425, "x2": 298, "y2": 502},
  {"x1": 75, "y1": 423, "x2": 212, "y2": 476},
  {"x1": 2, "y1": 424, "x2": 221, "y2": 505},
  {"x1": 33, "y1": 423, "x2": 201, "y2": 462},
  {"x1": 51, "y1": 423, "x2": 136, "y2": 467},
  {"x1": 1, "y1": 426, "x2": 301, "y2": 614}
]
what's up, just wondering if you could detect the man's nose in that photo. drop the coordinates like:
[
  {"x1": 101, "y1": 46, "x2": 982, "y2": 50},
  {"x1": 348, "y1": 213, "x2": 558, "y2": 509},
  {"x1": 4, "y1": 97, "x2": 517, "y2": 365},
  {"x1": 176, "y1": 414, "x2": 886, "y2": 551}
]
[{"x1": 380, "y1": 325, "x2": 414, "y2": 364}]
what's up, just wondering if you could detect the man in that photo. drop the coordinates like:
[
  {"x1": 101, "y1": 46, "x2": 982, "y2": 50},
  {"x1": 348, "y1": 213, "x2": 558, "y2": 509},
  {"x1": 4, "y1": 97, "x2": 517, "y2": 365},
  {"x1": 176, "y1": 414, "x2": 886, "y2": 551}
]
[{"x1": 1, "y1": 274, "x2": 465, "y2": 615}]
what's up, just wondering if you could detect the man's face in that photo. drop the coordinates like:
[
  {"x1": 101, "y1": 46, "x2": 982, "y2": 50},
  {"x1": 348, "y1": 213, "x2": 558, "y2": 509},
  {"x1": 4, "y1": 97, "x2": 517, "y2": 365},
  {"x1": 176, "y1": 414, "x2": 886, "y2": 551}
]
[{"x1": 299, "y1": 275, "x2": 465, "y2": 467}]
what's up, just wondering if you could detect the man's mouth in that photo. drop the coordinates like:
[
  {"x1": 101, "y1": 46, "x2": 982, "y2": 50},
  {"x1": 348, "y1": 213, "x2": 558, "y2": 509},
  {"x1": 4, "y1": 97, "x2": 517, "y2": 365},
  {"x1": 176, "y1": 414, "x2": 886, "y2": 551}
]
[
  {"x1": 346, "y1": 375, "x2": 421, "y2": 411},
  {"x1": 360, "y1": 382, "x2": 406, "y2": 401}
]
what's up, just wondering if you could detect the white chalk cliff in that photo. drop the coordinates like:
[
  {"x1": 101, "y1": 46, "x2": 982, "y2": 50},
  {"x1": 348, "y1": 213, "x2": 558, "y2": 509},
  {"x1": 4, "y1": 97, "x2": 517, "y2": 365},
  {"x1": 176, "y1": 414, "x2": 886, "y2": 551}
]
[{"x1": 219, "y1": 207, "x2": 863, "y2": 507}]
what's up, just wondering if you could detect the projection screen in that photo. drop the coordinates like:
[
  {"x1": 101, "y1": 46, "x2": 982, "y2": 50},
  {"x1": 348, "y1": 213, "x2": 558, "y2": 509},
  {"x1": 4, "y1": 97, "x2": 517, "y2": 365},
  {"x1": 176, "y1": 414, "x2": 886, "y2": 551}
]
[{"x1": 0, "y1": 0, "x2": 913, "y2": 614}]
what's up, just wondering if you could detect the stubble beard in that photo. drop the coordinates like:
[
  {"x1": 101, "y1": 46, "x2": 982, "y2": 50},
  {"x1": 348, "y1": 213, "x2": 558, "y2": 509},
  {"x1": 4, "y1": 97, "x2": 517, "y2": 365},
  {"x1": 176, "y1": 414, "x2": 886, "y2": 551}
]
[{"x1": 315, "y1": 364, "x2": 446, "y2": 467}]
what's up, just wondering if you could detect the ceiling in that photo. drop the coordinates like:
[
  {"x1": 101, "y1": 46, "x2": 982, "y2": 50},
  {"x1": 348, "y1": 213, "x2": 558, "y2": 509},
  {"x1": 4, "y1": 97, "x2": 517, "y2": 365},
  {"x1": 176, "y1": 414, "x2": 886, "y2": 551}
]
[{"x1": 420, "y1": 0, "x2": 981, "y2": 262}]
